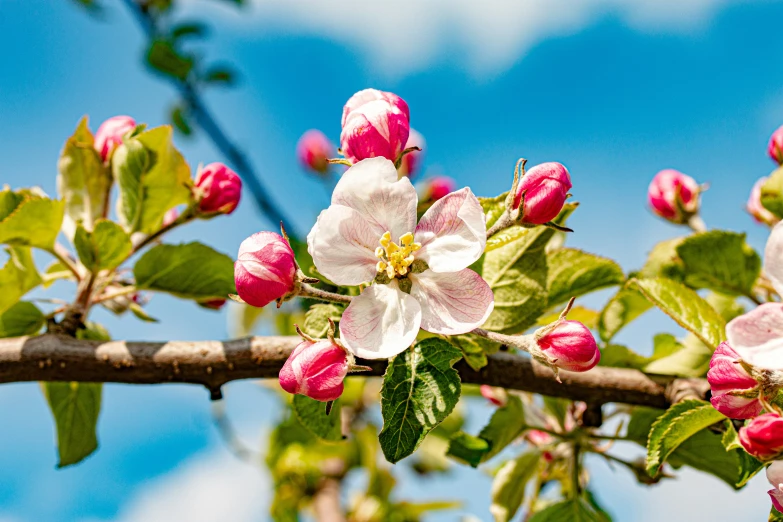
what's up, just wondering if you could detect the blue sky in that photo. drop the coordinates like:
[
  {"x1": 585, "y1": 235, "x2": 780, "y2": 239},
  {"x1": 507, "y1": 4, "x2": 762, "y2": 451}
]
[{"x1": 1, "y1": 0, "x2": 782, "y2": 520}]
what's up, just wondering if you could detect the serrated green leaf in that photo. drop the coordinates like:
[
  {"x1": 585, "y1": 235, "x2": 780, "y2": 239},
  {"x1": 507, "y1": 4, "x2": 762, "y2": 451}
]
[
  {"x1": 676, "y1": 231, "x2": 761, "y2": 296},
  {"x1": 444, "y1": 432, "x2": 490, "y2": 467},
  {"x1": 537, "y1": 305, "x2": 599, "y2": 329},
  {"x1": 706, "y1": 292, "x2": 745, "y2": 323},
  {"x1": 134, "y1": 242, "x2": 236, "y2": 300},
  {"x1": 528, "y1": 498, "x2": 609, "y2": 522},
  {"x1": 302, "y1": 303, "x2": 343, "y2": 339},
  {"x1": 0, "y1": 247, "x2": 42, "y2": 315},
  {"x1": 761, "y1": 167, "x2": 783, "y2": 220},
  {"x1": 599, "y1": 344, "x2": 648, "y2": 369},
  {"x1": 449, "y1": 333, "x2": 500, "y2": 371},
  {"x1": 628, "y1": 278, "x2": 725, "y2": 347},
  {"x1": 0, "y1": 191, "x2": 64, "y2": 250},
  {"x1": 56, "y1": 116, "x2": 111, "y2": 231},
  {"x1": 490, "y1": 451, "x2": 541, "y2": 522},
  {"x1": 73, "y1": 220, "x2": 132, "y2": 271},
  {"x1": 42, "y1": 381, "x2": 102, "y2": 467},
  {"x1": 379, "y1": 338, "x2": 462, "y2": 463},
  {"x1": 598, "y1": 288, "x2": 652, "y2": 342},
  {"x1": 646, "y1": 400, "x2": 726, "y2": 477},
  {"x1": 638, "y1": 237, "x2": 686, "y2": 281},
  {"x1": 129, "y1": 302, "x2": 159, "y2": 322},
  {"x1": 643, "y1": 333, "x2": 713, "y2": 377},
  {"x1": 722, "y1": 420, "x2": 764, "y2": 487},
  {"x1": 546, "y1": 248, "x2": 624, "y2": 307},
  {"x1": 0, "y1": 301, "x2": 44, "y2": 337},
  {"x1": 292, "y1": 395, "x2": 343, "y2": 442},
  {"x1": 113, "y1": 137, "x2": 148, "y2": 231}
]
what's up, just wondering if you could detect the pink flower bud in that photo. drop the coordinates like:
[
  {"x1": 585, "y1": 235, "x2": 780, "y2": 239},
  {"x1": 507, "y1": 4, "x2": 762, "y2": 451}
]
[
  {"x1": 162, "y1": 207, "x2": 180, "y2": 228},
  {"x1": 340, "y1": 88, "x2": 410, "y2": 163},
  {"x1": 195, "y1": 162, "x2": 242, "y2": 215},
  {"x1": 707, "y1": 342, "x2": 762, "y2": 419},
  {"x1": 525, "y1": 429, "x2": 554, "y2": 446},
  {"x1": 739, "y1": 413, "x2": 783, "y2": 460},
  {"x1": 95, "y1": 115, "x2": 136, "y2": 162},
  {"x1": 234, "y1": 232, "x2": 297, "y2": 308},
  {"x1": 647, "y1": 169, "x2": 700, "y2": 224},
  {"x1": 769, "y1": 126, "x2": 783, "y2": 165},
  {"x1": 480, "y1": 385, "x2": 507, "y2": 407},
  {"x1": 297, "y1": 129, "x2": 334, "y2": 174},
  {"x1": 423, "y1": 176, "x2": 456, "y2": 202},
  {"x1": 398, "y1": 129, "x2": 425, "y2": 179},
  {"x1": 279, "y1": 339, "x2": 350, "y2": 402},
  {"x1": 748, "y1": 177, "x2": 779, "y2": 226},
  {"x1": 537, "y1": 320, "x2": 600, "y2": 372},
  {"x1": 768, "y1": 461, "x2": 783, "y2": 513},
  {"x1": 198, "y1": 298, "x2": 226, "y2": 310},
  {"x1": 512, "y1": 162, "x2": 572, "y2": 225}
]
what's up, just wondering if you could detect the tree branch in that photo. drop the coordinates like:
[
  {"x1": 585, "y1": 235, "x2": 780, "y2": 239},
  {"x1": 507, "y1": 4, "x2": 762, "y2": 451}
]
[{"x1": 0, "y1": 334, "x2": 707, "y2": 408}]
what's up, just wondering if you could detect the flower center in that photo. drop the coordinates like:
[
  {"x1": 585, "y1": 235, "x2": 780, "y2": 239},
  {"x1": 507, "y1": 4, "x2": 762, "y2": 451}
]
[{"x1": 375, "y1": 231, "x2": 421, "y2": 279}]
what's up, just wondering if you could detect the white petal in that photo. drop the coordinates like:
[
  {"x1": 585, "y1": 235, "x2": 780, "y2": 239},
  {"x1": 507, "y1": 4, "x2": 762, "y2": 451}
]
[
  {"x1": 332, "y1": 157, "x2": 418, "y2": 239},
  {"x1": 768, "y1": 461, "x2": 783, "y2": 488},
  {"x1": 415, "y1": 187, "x2": 486, "y2": 273},
  {"x1": 307, "y1": 204, "x2": 380, "y2": 286},
  {"x1": 726, "y1": 303, "x2": 783, "y2": 370},
  {"x1": 339, "y1": 281, "x2": 422, "y2": 359},
  {"x1": 410, "y1": 269, "x2": 494, "y2": 335},
  {"x1": 766, "y1": 222, "x2": 783, "y2": 296}
]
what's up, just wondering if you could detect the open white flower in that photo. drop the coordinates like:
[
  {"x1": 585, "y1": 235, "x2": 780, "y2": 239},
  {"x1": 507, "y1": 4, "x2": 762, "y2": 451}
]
[
  {"x1": 727, "y1": 221, "x2": 783, "y2": 370},
  {"x1": 307, "y1": 157, "x2": 494, "y2": 359}
]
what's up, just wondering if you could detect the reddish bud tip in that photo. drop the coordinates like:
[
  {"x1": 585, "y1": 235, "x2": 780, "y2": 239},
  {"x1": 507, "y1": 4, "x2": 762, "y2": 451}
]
[
  {"x1": 279, "y1": 339, "x2": 350, "y2": 402},
  {"x1": 297, "y1": 129, "x2": 334, "y2": 174},
  {"x1": 512, "y1": 162, "x2": 572, "y2": 225},
  {"x1": 769, "y1": 126, "x2": 783, "y2": 165},
  {"x1": 195, "y1": 162, "x2": 242, "y2": 215},
  {"x1": 340, "y1": 88, "x2": 410, "y2": 163},
  {"x1": 537, "y1": 320, "x2": 600, "y2": 372},
  {"x1": 739, "y1": 413, "x2": 783, "y2": 460},
  {"x1": 234, "y1": 232, "x2": 297, "y2": 308},
  {"x1": 647, "y1": 169, "x2": 700, "y2": 224},
  {"x1": 95, "y1": 115, "x2": 136, "y2": 162}
]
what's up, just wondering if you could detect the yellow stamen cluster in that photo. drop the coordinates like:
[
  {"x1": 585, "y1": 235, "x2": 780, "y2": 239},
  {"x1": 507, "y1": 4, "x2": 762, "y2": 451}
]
[{"x1": 375, "y1": 231, "x2": 420, "y2": 279}]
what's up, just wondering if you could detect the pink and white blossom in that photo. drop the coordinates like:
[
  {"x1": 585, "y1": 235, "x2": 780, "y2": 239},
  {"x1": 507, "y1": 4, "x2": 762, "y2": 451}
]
[
  {"x1": 307, "y1": 157, "x2": 494, "y2": 359},
  {"x1": 235, "y1": 232, "x2": 297, "y2": 308},
  {"x1": 95, "y1": 115, "x2": 136, "y2": 162},
  {"x1": 279, "y1": 339, "x2": 350, "y2": 402},
  {"x1": 768, "y1": 461, "x2": 783, "y2": 513},
  {"x1": 706, "y1": 342, "x2": 762, "y2": 419},
  {"x1": 340, "y1": 89, "x2": 410, "y2": 164}
]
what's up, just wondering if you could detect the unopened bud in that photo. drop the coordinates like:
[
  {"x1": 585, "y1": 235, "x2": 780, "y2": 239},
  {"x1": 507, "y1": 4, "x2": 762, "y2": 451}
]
[
  {"x1": 340, "y1": 88, "x2": 410, "y2": 163},
  {"x1": 536, "y1": 320, "x2": 600, "y2": 372},
  {"x1": 769, "y1": 126, "x2": 783, "y2": 165},
  {"x1": 234, "y1": 232, "x2": 297, "y2": 308},
  {"x1": 297, "y1": 129, "x2": 334, "y2": 174},
  {"x1": 707, "y1": 342, "x2": 762, "y2": 419},
  {"x1": 747, "y1": 177, "x2": 779, "y2": 226},
  {"x1": 512, "y1": 162, "x2": 572, "y2": 225},
  {"x1": 195, "y1": 162, "x2": 242, "y2": 215},
  {"x1": 739, "y1": 413, "x2": 783, "y2": 460},
  {"x1": 95, "y1": 115, "x2": 136, "y2": 162},
  {"x1": 279, "y1": 338, "x2": 350, "y2": 402},
  {"x1": 647, "y1": 169, "x2": 701, "y2": 224},
  {"x1": 198, "y1": 298, "x2": 227, "y2": 310},
  {"x1": 422, "y1": 176, "x2": 456, "y2": 202},
  {"x1": 480, "y1": 385, "x2": 507, "y2": 407}
]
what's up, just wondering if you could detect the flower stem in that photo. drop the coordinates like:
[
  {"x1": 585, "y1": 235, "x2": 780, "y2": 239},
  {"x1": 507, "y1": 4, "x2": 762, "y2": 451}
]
[
  {"x1": 49, "y1": 243, "x2": 82, "y2": 281},
  {"x1": 91, "y1": 285, "x2": 137, "y2": 305},
  {"x1": 687, "y1": 214, "x2": 706, "y2": 233},
  {"x1": 299, "y1": 284, "x2": 353, "y2": 304},
  {"x1": 486, "y1": 212, "x2": 514, "y2": 239}
]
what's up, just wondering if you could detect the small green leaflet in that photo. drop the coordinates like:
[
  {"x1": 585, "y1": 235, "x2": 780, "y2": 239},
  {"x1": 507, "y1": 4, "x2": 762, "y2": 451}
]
[
  {"x1": 545, "y1": 248, "x2": 624, "y2": 307},
  {"x1": 42, "y1": 381, "x2": 102, "y2": 467},
  {"x1": 0, "y1": 190, "x2": 65, "y2": 250},
  {"x1": 528, "y1": 498, "x2": 610, "y2": 522},
  {"x1": 449, "y1": 333, "x2": 500, "y2": 371},
  {"x1": 0, "y1": 247, "x2": 42, "y2": 315},
  {"x1": 73, "y1": 220, "x2": 132, "y2": 271},
  {"x1": 490, "y1": 451, "x2": 541, "y2": 522},
  {"x1": 292, "y1": 395, "x2": 343, "y2": 442},
  {"x1": 598, "y1": 288, "x2": 651, "y2": 342},
  {"x1": 302, "y1": 303, "x2": 343, "y2": 339},
  {"x1": 0, "y1": 301, "x2": 45, "y2": 337},
  {"x1": 379, "y1": 338, "x2": 462, "y2": 463},
  {"x1": 761, "y1": 167, "x2": 783, "y2": 220},
  {"x1": 646, "y1": 400, "x2": 726, "y2": 477}
]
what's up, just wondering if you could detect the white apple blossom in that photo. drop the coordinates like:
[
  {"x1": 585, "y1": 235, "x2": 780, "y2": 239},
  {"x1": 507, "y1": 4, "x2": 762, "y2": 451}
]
[
  {"x1": 307, "y1": 157, "x2": 494, "y2": 359},
  {"x1": 768, "y1": 461, "x2": 783, "y2": 514},
  {"x1": 726, "y1": 222, "x2": 783, "y2": 370}
]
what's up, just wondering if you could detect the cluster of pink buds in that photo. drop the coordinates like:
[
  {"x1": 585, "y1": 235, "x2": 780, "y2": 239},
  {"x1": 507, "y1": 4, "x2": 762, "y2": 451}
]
[
  {"x1": 234, "y1": 231, "x2": 300, "y2": 308},
  {"x1": 647, "y1": 169, "x2": 702, "y2": 225},
  {"x1": 340, "y1": 88, "x2": 410, "y2": 164},
  {"x1": 194, "y1": 162, "x2": 242, "y2": 215},
  {"x1": 95, "y1": 115, "x2": 136, "y2": 162}
]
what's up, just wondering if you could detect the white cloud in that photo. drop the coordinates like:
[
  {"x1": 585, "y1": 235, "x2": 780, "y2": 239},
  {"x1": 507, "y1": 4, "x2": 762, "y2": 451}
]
[
  {"x1": 197, "y1": 0, "x2": 765, "y2": 77},
  {"x1": 106, "y1": 450, "x2": 270, "y2": 522}
]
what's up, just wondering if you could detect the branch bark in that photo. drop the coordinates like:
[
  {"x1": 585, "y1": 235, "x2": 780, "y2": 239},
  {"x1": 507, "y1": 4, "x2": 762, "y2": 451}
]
[{"x1": 0, "y1": 334, "x2": 707, "y2": 408}]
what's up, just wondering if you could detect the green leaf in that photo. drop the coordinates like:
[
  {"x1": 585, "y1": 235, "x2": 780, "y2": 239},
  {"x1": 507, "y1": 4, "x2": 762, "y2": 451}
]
[
  {"x1": 546, "y1": 248, "x2": 624, "y2": 307},
  {"x1": 761, "y1": 166, "x2": 783, "y2": 220},
  {"x1": 56, "y1": 116, "x2": 111, "y2": 232},
  {"x1": 170, "y1": 105, "x2": 192, "y2": 136},
  {"x1": 676, "y1": 231, "x2": 761, "y2": 296},
  {"x1": 203, "y1": 66, "x2": 236, "y2": 85},
  {"x1": 0, "y1": 190, "x2": 64, "y2": 250},
  {"x1": 134, "y1": 242, "x2": 236, "y2": 301},
  {"x1": 113, "y1": 126, "x2": 192, "y2": 234},
  {"x1": 129, "y1": 302, "x2": 159, "y2": 323},
  {"x1": 706, "y1": 292, "x2": 745, "y2": 323},
  {"x1": 722, "y1": 420, "x2": 764, "y2": 487},
  {"x1": 379, "y1": 338, "x2": 462, "y2": 463},
  {"x1": 171, "y1": 22, "x2": 207, "y2": 39},
  {"x1": 628, "y1": 278, "x2": 725, "y2": 347},
  {"x1": 0, "y1": 301, "x2": 44, "y2": 337},
  {"x1": 443, "y1": 432, "x2": 489, "y2": 467},
  {"x1": 638, "y1": 237, "x2": 686, "y2": 281},
  {"x1": 42, "y1": 381, "x2": 102, "y2": 467},
  {"x1": 490, "y1": 451, "x2": 541, "y2": 522},
  {"x1": 73, "y1": 220, "x2": 132, "y2": 271},
  {"x1": 771, "y1": 507, "x2": 783, "y2": 522},
  {"x1": 643, "y1": 333, "x2": 714, "y2": 377},
  {"x1": 146, "y1": 39, "x2": 194, "y2": 80},
  {"x1": 528, "y1": 498, "x2": 609, "y2": 522},
  {"x1": 597, "y1": 288, "x2": 652, "y2": 342},
  {"x1": 0, "y1": 247, "x2": 42, "y2": 315},
  {"x1": 449, "y1": 333, "x2": 500, "y2": 371},
  {"x1": 292, "y1": 395, "x2": 343, "y2": 442},
  {"x1": 646, "y1": 400, "x2": 726, "y2": 477},
  {"x1": 302, "y1": 304, "x2": 343, "y2": 339},
  {"x1": 599, "y1": 344, "x2": 648, "y2": 369},
  {"x1": 76, "y1": 321, "x2": 111, "y2": 341}
]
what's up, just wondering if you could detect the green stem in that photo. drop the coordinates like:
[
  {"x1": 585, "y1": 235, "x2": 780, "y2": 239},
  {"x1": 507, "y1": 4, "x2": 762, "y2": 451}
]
[
  {"x1": 91, "y1": 285, "x2": 137, "y2": 305},
  {"x1": 298, "y1": 284, "x2": 353, "y2": 304},
  {"x1": 48, "y1": 242, "x2": 82, "y2": 281}
]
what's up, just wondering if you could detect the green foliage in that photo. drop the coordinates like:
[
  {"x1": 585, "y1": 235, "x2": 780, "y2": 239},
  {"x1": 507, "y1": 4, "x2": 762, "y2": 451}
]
[
  {"x1": 0, "y1": 247, "x2": 42, "y2": 315},
  {"x1": 42, "y1": 381, "x2": 102, "y2": 467},
  {"x1": 545, "y1": 248, "x2": 624, "y2": 307},
  {"x1": 627, "y1": 278, "x2": 725, "y2": 347},
  {"x1": 597, "y1": 288, "x2": 652, "y2": 342},
  {"x1": 490, "y1": 451, "x2": 541, "y2": 522},
  {"x1": 0, "y1": 302, "x2": 45, "y2": 337},
  {"x1": 771, "y1": 507, "x2": 783, "y2": 522},
  {"x1": 761, "y1": 166, "x2": 783, "y2": 219},
  {"x1": 0, "y1": 190, "x2": 64, "y2": 250},
  {"x1": 638, "y1": 237, "x2": 685, "y2": 281},
  {"x1": 134, "y1": 242, "x2": 236, "y2": 301},
  {"x1": 146, "y1": 39, "x2": 194, "y2": 80},
  {"x1": 73, "y1": 220, "x2": 132, "y2": 271},
  {"x1": 643, "y1": 333, "x2": 713, "y2": 377},
  {"x1": 449, "y1": 333, "x2": 500, "y2": 371},
  {"x1": 113, "y1": 126, "x2": 192, "y2": 234},
  {"x1": 292, "y1": 395, "x2": 343, "y2": 442},
  {"x1": 379, "y1": 339, "x2": 462, "y2": 463},
  {"x1": 301, "y1": 303, "x2": 343, "y2": 339},
  {"x1": 57, "y1": 116, "x2": 112, "y2": 231},
  {"x1": 721, "y1": 420, "x2": 764, "y2": 487},
  {"x1": 528, "y1": 498, "x2": 610, "y2": 522},
  {"x1": 675, "y1": 231, "x2": 761, "y2": 297}
]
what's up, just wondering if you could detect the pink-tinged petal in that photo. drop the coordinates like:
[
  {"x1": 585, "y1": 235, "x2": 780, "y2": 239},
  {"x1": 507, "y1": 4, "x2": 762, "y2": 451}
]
[
  {"x1": 332, "y1": 157, "x2": 418, "y2": 240},
  {"x1": 415, "y1": 187, "x2": 486, "y2": 273},
  {"x1": 765, "y1": 222, "x2": 783, "y2": 296},
  {"x1": 768, "y1": 461, "x2": 783, "y2": 489},
  {"x1": 307, "y1": 205, "x2": 380, "y2": 286},
  {"x1": 710, "y1": 394, "x2": 762, "y2": 420},
  {"x1": 339, "y1": 281, "x2": 422, "y2": 359},
  {"x1": 769, "y1": 490, "x2": 783, "y2": 514},
  {"x1": 409, "y1": 269, "x2": 494, "y2": 335},
  {"x1": 726, "y1": 303, "x2": 783, "y2": 370},
  {"x1": 707, "y1": 342, "x2": 758, "y2": 394}
]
